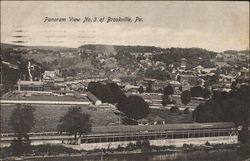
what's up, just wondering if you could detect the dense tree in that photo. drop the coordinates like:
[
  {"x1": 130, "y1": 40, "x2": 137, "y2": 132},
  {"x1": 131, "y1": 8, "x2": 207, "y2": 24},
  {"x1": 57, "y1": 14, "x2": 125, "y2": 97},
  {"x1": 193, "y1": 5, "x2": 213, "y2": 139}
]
[
  {"x1": 145, "y1": 68, "x2": 170, "y2": 81},
  {"x1": 170, "y1": 106, "x2": 179, "y2": 113},
  {"x1": 107, "y1": 82, "x2": 127, "y2": 103},
  {"x1": 9, "y1": 104, "x2": 35, "y2": 156},
  {"x1": 10, "y1": 104, "x2": 35, "y2": 139},
  {"x1": 58, "y1": 106, "x2": 91, "y2": 139},
  {"x1": 181, "y1": 90, "x2": 191, "y2": 105},
  {"x1": 161, "y1": 94, "x2": 175, "y2": 106},
  {"x1": 193, "y1": 85, "x2": 250, "y2": 143},
  {"x1": 146, "y1": 81, "x2": 152, "y2": 93},
  {"x1": 193, "y1": 100, "x2": 222, "y2": 122},
  {"x1": 183, "y1": 108, "x2": 190, "y2": 114},
  {"x1": 190, "y1": 86, "x2": 210, "y2": 98},
  {"x1": 2, "y1": 64, "x2": 20, "y2": 84},
  {"x1": 164, "y1": 85, "x2": 174, "y2": 95},
  {"x1": 10, "y1": 138, "x2": 31, "y2": 156},
  {"x1": 87, "y1": 82, "x2": 114, "y2": 103},
  {"x1": 138, "y1": 86, "x2": 144, "y2": 94},
  {"x1": 161, "y1": 94, "x2": 168, "y2": 106},
  {"x1": 88, "y1": 82, "x2": 126, "y2": 104},
  {"x1": 117, "y1": 95, "x2": 150, "y2": 120},
  {"x1": 152, "y1": 48, "x2": 217, "y2": 69},
  {"x1": 231, "y1": 81, "x2": 237, "y2": 90},
  {"x1": 177, "y1": 75, "x2": 181, "y2": 82}
]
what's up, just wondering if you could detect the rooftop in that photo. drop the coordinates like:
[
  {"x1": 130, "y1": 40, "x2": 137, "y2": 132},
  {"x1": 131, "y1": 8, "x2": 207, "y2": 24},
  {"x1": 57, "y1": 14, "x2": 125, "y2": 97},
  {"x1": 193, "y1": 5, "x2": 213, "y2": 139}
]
[
  {"x1": 18, "y1": 81, "x2": 44, "y2": 86},
  {"x1": 91, "y1": 122, "x2": 235, "y2": 134}
]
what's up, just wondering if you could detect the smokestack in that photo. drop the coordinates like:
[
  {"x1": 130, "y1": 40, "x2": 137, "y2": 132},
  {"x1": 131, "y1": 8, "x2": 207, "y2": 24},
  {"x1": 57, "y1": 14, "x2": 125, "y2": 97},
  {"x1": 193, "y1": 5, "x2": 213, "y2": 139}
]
[
  {"x1": 18, "y1": 79, "x2": 21, "y2": 92},
  {"x1": 28, "y1": 61, "x2": 33, "y2": 81}
]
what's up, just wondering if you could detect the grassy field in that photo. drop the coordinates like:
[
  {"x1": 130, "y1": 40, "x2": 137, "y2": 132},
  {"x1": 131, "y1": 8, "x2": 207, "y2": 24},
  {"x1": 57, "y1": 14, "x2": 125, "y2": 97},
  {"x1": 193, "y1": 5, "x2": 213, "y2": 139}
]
[
  {"x1": 1, "y1": 104, "x2": 120, "y2": 133},
  {"x1": 1, "y1": 93, "x2": 197, "y2": 133},
  {"x1": 150, "y1": 109, "x2": 194, "y2": 124},
  {"x1": 1, "y1": 104, "x2": 194, "y2": 133}
]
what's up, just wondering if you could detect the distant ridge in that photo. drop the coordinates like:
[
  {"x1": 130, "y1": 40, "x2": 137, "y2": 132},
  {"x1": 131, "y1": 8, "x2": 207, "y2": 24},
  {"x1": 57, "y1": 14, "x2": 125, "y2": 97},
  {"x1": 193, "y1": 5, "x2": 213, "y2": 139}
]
[
  {"x1": 1, "y1": 43, "x2": 248, "y2": 54},
  {"x1": 1, "y1": 43, "x2": 77, "y2": 51}
]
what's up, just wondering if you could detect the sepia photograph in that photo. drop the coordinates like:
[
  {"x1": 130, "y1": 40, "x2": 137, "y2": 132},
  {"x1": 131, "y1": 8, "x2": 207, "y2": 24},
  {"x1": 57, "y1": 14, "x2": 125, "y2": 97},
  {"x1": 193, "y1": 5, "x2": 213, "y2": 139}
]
[{"x1": 0, "y1": 1, "x2": 249, "y2": 161}]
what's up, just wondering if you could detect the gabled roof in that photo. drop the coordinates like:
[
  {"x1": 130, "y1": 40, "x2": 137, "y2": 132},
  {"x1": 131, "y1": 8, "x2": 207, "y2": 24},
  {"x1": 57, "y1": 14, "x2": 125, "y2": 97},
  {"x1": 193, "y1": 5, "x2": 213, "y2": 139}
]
[{"x1": 19, "y1": 81, "x2": 44, "y2": 86}]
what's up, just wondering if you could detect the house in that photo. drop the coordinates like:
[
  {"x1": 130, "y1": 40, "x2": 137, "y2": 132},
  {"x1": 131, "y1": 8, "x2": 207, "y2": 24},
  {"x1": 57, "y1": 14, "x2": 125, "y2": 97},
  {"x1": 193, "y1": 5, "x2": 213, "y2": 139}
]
[
  {"x1": 17, "y1": 80, "x2": 44, "y2": 92},
  {"x1": 215, "y1": 62, "x2": 231, "y2": 69},
  {"x1": 54, "y1": 82, "x2": 67, "y2": 91},
  {"x1": 54, "y1": 78, "x2": 65, "y2": 82},
  {"x1": 179, "y1": 58, "x2": 187, "y2": 70},
  {"x1": 202, "y1": 68, "x2": 217, "y2": 73},
  {"x1": 178, "y1": 74, "x2": 196, "y2": 85},
  {"x1": 193, "y1": 65, "x2": 204, "y2": 73},
  {"x1": 240, "y1": 68, "x2": 249, "y2": 80},
  {"x1": 151, "y1": 81, "x2": 167, "y2": 91},
  {"x1": 168, "y1": 80, "x2": 182, "y2": 91},
  {"x1": 70, "y1": 82, "x2": 87, "y2": 91},
  {"x1": 43, "y1": 71, "x2": 56, "y2": 82}
]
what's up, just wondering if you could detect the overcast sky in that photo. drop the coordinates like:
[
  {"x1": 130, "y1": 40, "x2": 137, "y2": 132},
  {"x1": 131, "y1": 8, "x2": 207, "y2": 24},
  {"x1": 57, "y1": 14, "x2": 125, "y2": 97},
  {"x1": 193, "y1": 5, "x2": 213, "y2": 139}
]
[{"x1": 1, "y1": 1, "x2": 249, "y2": 52}]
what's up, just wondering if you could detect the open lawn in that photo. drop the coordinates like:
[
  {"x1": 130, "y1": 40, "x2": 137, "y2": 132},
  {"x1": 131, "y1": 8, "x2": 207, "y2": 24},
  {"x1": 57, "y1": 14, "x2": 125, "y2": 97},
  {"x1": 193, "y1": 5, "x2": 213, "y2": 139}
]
[
  {"x1": 1, "y1": 93, "x2": 196, "y2": 133},
  {"x1": 0, "y1": 104, "x2": 120, "y2": 133},
  {"x1": 1, "y1": 104, "x2": 194, "y2": 133},
  {"x1": 150, "y1": 109, "x2": 194, "y2": 124}
]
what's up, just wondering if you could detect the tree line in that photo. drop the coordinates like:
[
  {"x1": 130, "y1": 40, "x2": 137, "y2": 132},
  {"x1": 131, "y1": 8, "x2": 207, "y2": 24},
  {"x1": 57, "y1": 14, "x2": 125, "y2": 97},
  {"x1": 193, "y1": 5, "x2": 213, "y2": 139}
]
[
  {"x1": 193, "y1": 85, "x2": 250, "y2": 143},
  {"x1": 88, "y1": 82, "x2": 150, "y2": 120},
  {"x1": 8, "y1": 104, "x2": 92, "y2": 156}
]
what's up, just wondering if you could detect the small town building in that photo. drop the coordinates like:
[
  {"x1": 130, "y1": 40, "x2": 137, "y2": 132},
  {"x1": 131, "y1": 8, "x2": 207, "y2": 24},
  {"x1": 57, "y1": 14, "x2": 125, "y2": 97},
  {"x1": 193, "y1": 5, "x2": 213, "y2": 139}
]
[
  {"x1": 179, "y1": 58, "x2": 187, "y2": 71},
  {"x1": 215, "y1": 62, "x2": 231, "y2": 69},
  {"x1": 43, "y1": 71, "x2": 56, "y2": 82},
  {"x1": 240, "y1": 68, "x2": 249, "y2": 80},
  {"x1": 17, "y1": 80, "x2": 44, "y2": 91},
  {"x1": 70, "y1": 82, "x2": 87, "y2": 91}
]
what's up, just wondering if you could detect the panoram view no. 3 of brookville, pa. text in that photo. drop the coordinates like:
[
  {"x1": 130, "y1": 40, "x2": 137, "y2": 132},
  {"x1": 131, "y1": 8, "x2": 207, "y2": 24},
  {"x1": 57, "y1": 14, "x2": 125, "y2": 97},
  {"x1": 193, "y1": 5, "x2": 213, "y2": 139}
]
[{"x1": 0, "y1": 1, "x2": 249, "y2": 161}]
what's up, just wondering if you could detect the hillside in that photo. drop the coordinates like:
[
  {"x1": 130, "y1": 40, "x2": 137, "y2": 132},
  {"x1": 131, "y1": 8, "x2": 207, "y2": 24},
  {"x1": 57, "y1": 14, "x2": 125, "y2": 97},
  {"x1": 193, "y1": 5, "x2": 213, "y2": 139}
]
[
  {"x1": 0, "y1": 43, "x2": 230, "y2": 85},
  {"x1": 79, "y1": 44, "x2": 163, "y2": 54},
  {"x1": 1, "y1": 43, "x2": 76, "y2": 52}
]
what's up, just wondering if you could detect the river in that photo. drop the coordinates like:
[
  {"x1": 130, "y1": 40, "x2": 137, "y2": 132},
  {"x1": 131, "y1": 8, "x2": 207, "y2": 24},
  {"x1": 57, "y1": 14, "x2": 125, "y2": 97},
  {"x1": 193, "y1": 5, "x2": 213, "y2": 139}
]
[{"x1": 27, "y1": 148, "x2": 250, "y2": 161}]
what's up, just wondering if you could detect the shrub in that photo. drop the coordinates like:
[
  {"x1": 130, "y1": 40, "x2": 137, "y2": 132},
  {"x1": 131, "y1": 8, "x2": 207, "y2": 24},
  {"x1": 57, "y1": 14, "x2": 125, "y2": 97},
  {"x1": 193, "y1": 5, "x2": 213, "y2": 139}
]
[
  {"x1": 164, "y1": 85, "x2": 174, "y2": 95},
  {"x1": 10, "y1": 139, "x2": 30, "y2": 156},
  {"x1": 126, "y1": 142, "x2": 136, "y2": 150},
  {"x1": 190, "y1": 86, "x2": 210, "y2": 98},
  {"x1": 117, "y1": 95, "x2": 150, "y2": 120},
  {"x1": 162, "y1": 94, "x2": 176, "y2": 106},
  {"x1": 184, "y1": 108, "x2": 190, "y2": 114},
  {"x1": 135, "y1": 140, "x2": 151, "y2": 152},
  {"x1": 170, "y1": 106, "x2": 179, "y2": 113},
  {"x1": 205, "y1": 141, "x2": 211, "y2": 146},
  {"x1": 183, "y1": 143, "x2": 189, "y2": 148},
  {"x1": 181, "y1": 90, "x2": 191, "y2": 105}
]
